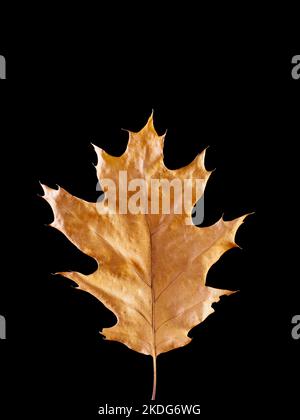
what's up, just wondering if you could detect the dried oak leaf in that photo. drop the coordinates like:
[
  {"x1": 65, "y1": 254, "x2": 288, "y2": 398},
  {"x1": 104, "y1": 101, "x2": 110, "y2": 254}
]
[{"x1": 41, "y1": 114, "x2": 248, "y2": 399}]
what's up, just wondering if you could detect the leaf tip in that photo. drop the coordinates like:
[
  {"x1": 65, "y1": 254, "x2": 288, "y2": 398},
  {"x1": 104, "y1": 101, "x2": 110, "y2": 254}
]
[
  {"x1": 38, "y1": 181, "x2": 47, "y2": 197},
  {"x1": 139, "y1": 110, "x2": 160, "y2": 137},
  {"x1": 145, "y1": 110, "x2": 156, "y2": 132}
]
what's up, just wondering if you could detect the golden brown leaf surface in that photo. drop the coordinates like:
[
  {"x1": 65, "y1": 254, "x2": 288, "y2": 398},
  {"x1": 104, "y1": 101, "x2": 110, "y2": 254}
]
[{"x1": 42, "y1": 115, "x2": 247, "y2": 358}]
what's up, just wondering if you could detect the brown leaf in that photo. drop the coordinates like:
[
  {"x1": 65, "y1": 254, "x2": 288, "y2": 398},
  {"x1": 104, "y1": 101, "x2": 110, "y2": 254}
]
[{"x1": 41, "y1": 114, "x2": 249, "y2": 399}]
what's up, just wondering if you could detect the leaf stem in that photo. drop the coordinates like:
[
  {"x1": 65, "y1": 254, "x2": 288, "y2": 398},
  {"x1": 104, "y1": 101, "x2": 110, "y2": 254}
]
[{"x1": 151, "y1": 355, "x2": 157, "y2": 400}]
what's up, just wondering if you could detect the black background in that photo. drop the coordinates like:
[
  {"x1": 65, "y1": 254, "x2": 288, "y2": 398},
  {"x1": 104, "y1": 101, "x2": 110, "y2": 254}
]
[{"x1": 0, "y1": 9, "x2": 299, "y2": 418}]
